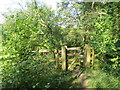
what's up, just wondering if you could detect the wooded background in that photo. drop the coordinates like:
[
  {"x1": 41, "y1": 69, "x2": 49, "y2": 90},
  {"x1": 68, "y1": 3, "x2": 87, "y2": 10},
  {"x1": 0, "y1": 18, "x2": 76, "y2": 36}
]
[{"x1": 0, "y1": 0, "x2": 119, "y2": 88}]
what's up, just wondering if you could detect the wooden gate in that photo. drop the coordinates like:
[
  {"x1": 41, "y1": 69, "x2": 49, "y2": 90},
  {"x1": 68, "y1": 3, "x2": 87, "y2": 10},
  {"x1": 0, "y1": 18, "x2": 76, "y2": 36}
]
[
  {"x1": 58, "y1": 45, "x2": 95, "y2": 71},
  {"x1": 31, "y1": 44, "x2": 95, "y2": 72}
]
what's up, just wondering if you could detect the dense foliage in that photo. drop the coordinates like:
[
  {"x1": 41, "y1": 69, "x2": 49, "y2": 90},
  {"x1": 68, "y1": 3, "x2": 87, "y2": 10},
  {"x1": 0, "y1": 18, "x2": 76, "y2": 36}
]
[
  {"x1": 1, "y1": 1, "x2": 120, "y2": 88},
  {"x1": 1, "y1": 54, "x2": 76, "y2": 88},
  {"x1": 57, "y1": 0, "x2": 120, "y2": 76}
]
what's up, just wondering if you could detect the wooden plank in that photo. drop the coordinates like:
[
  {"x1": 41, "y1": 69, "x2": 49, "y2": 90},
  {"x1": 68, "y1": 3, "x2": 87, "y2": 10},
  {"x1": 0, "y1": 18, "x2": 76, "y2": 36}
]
[
  {"x1": 62, "y1": 46, "x2": 67, "y2": 71},
  {"x1": 78, "y1": 53, "x2": 84, "y2": 55},
  {"x1": 31, "y1": 50, "x2": 52, "y2": 53},
  {"x1": 68, "y1": 59, "x2": 77, "y2": 69},
  {"x1": 39, "y1": 49, "x2": 50, "y2": 53},
  {"x1": 68, "y1": 62, "x2": 80, "y2": 65},
  {"x1": 67, "y1": 47, "x2": 81, "y2": 51},
  {"x1": 67, "y1": 53, "x2": 84, "y2": 56},
  {"x1": 68, "y1": 58, "x2": 76, "y2": 61},
  {"x1": 67, "y1": 54, "x2": 75, "y2": 56},
  {"x1": 70, "y1": 62, "x2": 80, "y2": 65}
]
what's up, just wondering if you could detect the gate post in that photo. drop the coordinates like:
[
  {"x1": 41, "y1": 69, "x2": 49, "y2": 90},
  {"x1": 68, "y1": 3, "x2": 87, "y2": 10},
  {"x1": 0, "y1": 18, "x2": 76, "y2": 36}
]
[
  {"x1": 55, "y1": 49, "x2": 59, "y2": 69},
  {"x1": 84, "y1": 44, "x2": 91, "y2": 68},
  {"x1": 62, "y1": 46, "x2": 67, "y2": 71}
]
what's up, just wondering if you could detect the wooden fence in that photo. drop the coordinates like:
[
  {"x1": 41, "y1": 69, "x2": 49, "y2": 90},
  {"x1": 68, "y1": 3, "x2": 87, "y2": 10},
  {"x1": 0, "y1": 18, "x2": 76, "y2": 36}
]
[
  {"x1": 32, "y1": 44, "x2": 95, "y2": 72},
  {"x1": 57, "y1": 45, "x2": 95, "y2": 71}
]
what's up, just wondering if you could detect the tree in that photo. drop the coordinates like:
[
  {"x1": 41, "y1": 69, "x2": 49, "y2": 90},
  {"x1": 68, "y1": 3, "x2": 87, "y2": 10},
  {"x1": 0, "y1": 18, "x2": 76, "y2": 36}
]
[{"x1": 2, "y1": 2, "x2": 63, "y2": 61}]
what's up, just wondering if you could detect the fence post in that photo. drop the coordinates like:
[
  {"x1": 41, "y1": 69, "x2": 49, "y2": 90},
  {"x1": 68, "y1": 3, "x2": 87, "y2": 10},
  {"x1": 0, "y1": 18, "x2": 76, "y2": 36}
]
[
  {"x1": 55, "y1": 49, "x2": 59, "y2": 69},
  {"x1": 62, "y1": 46, "x2": 67, "y2": 71},
  {"x1": 84, "y1": 44, "x2": 91, "y2": 68}
]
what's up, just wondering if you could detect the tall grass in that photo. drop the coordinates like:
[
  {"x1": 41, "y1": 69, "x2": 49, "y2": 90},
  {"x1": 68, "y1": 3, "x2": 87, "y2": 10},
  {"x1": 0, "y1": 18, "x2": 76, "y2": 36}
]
[{"x1": 87, "y1": 65, "x2": 120, "y2": 88}]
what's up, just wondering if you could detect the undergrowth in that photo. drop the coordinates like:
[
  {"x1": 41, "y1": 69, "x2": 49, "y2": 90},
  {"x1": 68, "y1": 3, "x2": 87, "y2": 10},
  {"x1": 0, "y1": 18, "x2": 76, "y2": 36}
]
[
  {"x1": 1, "y1": 55, "x2": 76, "y2": 89},
  {"x1": 87, "y1": 62, "x2": 120, "y2": 88}
]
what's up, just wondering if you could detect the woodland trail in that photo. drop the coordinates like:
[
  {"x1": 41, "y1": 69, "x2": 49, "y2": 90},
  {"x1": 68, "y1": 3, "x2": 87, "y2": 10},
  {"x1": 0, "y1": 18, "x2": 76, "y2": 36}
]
[
  {"x1": 68, "y1": 70, "x2": 89, "y2": 88},
  {"x1": 78, "y1": 73, "x2": 89, "y2": 88}
]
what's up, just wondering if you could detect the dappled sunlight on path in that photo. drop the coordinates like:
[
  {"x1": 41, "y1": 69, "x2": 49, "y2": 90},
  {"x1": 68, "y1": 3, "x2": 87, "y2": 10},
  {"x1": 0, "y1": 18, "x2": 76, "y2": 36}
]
[{"x1": 69, "y1": 72, "x2": 89, "y2": 88}]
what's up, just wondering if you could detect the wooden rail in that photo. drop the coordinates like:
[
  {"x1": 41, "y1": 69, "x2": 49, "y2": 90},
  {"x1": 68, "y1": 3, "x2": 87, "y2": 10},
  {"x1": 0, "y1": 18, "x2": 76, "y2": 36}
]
[
  {"x1": 67, "y1": 53, "x2": 84, "y2": 56},
  {"x1": 67, "y1": 47, "x2": 81, "y2": 50},
  {"x1": 39, "y1": 49, "x2": 50, "y2": 53}
]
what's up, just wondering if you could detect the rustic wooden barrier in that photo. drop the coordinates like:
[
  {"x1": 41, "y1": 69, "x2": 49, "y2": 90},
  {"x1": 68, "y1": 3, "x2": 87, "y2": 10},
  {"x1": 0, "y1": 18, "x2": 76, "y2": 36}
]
[
  {"x1": 31, "y1": 45, "x2": 95, "y2": 71},
  {"x1": 61, "y1": 45, "x2": 95, "y2": 71}
]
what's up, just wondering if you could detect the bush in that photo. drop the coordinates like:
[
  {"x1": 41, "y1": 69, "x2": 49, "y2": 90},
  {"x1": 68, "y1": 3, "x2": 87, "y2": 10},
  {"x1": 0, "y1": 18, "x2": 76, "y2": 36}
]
[{"x1": 1, "y1": 54, "x2": 75, "y2": 88}]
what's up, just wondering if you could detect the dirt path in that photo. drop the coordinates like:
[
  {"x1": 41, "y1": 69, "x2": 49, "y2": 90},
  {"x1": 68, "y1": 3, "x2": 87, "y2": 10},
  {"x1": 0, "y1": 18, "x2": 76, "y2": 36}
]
[
  {"x1": 69, "y1": 71, "x2": 89, "y2": 88},
  {"x1": 78, "y1": 73, "x2": 89, "y2": 88}
]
